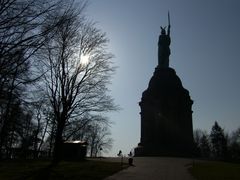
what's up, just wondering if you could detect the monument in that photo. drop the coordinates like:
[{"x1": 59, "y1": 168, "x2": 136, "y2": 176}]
[{"x1": 134, "y1": 14, "x2": 194, "y2": 156}]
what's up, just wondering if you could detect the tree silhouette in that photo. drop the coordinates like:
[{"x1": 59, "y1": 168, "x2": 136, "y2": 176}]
[
  {"x1": 37, "y1": 0, "x2": 117, "y2": 162},
  {"x1": 200, "y1": 134, "x2": 210, "y2": 158},
  {"x1": 193, "y1": 129, "x2": 204, "y2": 157},
  {"x1": 87, "y1": 122, "x2": 113, "y2": 157},
  {"x1": 229, "y1": 128, "x2": 240, "y2": 160},
  {"x1": 210, "y1": 121, "x2": 228, "y2": 159},
  {"x1": 0, "y1": 0, "x2": 64, "y2": 159}
]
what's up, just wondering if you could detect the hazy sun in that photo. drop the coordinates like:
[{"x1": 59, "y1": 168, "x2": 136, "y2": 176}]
[{"x1": 80, "y1": 54, "x2": 90, "y2": 65}]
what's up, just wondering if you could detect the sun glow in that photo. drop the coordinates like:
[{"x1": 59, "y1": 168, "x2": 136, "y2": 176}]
[{"x1": 80, "y1": 54, "x2": 90, "y2": 65}]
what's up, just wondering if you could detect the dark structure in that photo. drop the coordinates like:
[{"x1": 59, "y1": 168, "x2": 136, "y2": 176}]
[
  {"x1": 135, "y1": 15, "x2": 194, "y2": 156},
  {"x1": 62, "y1": 141, "x2": 88, "y2": 160}
]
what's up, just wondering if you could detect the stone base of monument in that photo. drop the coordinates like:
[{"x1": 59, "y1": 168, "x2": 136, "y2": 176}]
[
  {"x1": 134, "y1": 145, "x2": 193, "y2": 157},
  {"x1": 136, "y1": 67, "x2": 194, "y2": 157},
  {"x1": 134, "y1": 144, "x2": 144, "y2": 156}
]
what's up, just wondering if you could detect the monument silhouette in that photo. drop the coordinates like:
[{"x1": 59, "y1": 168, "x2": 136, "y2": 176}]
[{"x1": 135, "y1": 14, "x2": 194, "y2": 156}]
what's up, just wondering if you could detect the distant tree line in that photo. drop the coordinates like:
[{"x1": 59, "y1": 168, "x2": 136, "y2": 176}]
[
  {"x1": 0, "y1": 0, "x2": 117, "y2": 162},
  {"x1": 193, "y1": 121, "x2": 240, "y2": 162}
]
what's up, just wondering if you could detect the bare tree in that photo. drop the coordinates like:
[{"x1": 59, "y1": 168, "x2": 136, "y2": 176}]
[
  {"x1": 0, "y1": 0, "x2": 64, "y2": 159},
  {"x1": 0, "y1": 50, "x2": 32, "y2": 158},
  {"x1": 87, "y1": 123, "x2": 113, "y2": 157},
  {"x1": 38, "y1": 0, "x2": 117, "y2": 162},
  {"x1": 0, "y1": 0, "x2": 61, "y2": 94},
  {"x1": 228, "y1": 127, "x2": 240, "y2": 160},
  {"x1": 30, "y1": 98, "x2": 52, "y2": 158}
]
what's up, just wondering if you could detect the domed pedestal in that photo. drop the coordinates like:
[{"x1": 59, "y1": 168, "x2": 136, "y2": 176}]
[{"x1": 134, "y1": 67, "x2": 194, "y2": 157}]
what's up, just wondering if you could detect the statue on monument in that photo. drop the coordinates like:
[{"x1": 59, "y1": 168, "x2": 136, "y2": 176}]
[{"x1": 158, "y1": 13, "x2": 171, "y2": 68}]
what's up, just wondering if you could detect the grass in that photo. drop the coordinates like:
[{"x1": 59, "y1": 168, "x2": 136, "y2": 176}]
[
  {"x1": 189, "y1": 160, "x2": 240, "y2": 180},
  {"x1": 0, "y1": 159, "x2": 128, "y2": 180}
]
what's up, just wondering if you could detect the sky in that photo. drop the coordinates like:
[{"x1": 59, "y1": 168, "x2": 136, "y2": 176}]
[{"x1": 86, "y1": 0, "x2": 240, "y2": 156}]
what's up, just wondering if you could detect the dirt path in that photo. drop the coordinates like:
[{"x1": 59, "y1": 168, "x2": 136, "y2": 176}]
[{"x1": 104, "y1": 157, "x2": 195, "y2": 180}]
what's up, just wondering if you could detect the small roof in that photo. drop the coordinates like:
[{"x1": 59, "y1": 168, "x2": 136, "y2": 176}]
[{"x1": 64, "y1": 140, "x2": 88, "y2": 145}]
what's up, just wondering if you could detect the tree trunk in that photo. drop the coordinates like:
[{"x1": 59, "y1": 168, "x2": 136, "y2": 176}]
[
  {"x1": 52, "y1": 120, "x2": 65, "y2": 163},
  {"x1": 38, "y1": 118, "x2": 49, "y2": 157}
]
